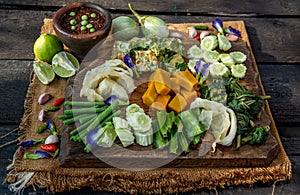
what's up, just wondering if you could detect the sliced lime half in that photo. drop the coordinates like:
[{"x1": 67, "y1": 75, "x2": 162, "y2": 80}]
[
  {"x1": 33, "y1": 61, "x2": 55, "y2": 85},
  {"x1": 51, "y1": 51, "x2": 80, "y2": 78}
]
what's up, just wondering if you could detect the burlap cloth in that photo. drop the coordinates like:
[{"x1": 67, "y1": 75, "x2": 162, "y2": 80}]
[{"x1": 4, "y1": 19, "x2": 291, "y2": 194}]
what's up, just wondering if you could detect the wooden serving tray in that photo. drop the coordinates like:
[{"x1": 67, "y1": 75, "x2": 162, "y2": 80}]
[{"x1": 59, "y1": 21, "x2": 280, "y2": 168}]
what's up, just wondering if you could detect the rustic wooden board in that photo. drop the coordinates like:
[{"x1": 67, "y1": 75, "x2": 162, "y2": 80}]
[{"x1": 59, "y1": 20, "x2": 280, "y2": 168}]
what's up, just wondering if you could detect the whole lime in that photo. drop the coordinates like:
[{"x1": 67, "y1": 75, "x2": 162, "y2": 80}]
[{"x1": 33, "y1": 33, "x2": 64, "y2": 63}]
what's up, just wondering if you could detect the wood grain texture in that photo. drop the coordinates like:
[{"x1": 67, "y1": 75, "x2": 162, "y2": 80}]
[
  {"x1": 0, "y1": 10, "x2": 300, "y2": 63},
  {"x1": 0, "y1": 60, "x2": 32, "y2": 124},
  {"x1": 1, "y1": 0, "x2": 299, "y2": 16}
]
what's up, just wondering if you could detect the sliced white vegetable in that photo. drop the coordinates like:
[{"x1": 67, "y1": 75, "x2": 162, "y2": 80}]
[
  {"x1": 218, "y1": 33, "x2": 232, "y2": 51},
  {"x1": 113, "y1": 117, "x2": 135, "y2": 147},
  {"x1": 203, "y1": 50, "x2": 219, "y2": 64},
  {"x1": 209, "y1": 62, "x2": 229, "y2": 78},
  {"x1": 231, "y1": 64, "x2": 247, "y2": 78},
  {"x1": 230, "y1": 51, "x2": 247, "y2": 64},
  {"x1": 200, "y1": 35, "x2": 218, "y2": 51},
  {"x1": 190, "y1": 98, "x2": 237, "y2": 152},
  {"x1": 187, "y1": 45, "x2": 204, "y2": 59},
  {"x1": 218, "y1": 53, "x2": 235, "y2": 67}
]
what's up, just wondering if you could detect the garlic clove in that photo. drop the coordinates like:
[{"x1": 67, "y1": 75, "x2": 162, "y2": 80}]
[
  {"x1": 200, "y1": 31, "x2": 210, "y2": 40},
  {"x1": 38, "y1": 93, "x2": 52, "y2": 105},
  {"x1": 38, "y1": 109, "x2": 46, "y2": 122},
  {"x1": 187, "y1": 27, "x2": 197, "y2": 38},
  {"x1": 45, "y1": 134, "x2": 59, "y2": 145}
]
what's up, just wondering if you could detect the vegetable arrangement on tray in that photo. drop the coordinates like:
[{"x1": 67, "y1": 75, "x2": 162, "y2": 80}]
[
  {"x1": 25, "y1": 4, "x2": 271, "y2": 161},
  {"x1": 57, "y1": 4, "x2": 271, "y2": 156}
]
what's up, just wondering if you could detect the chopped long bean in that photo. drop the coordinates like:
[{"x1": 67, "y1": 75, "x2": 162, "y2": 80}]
[
  {"x1": 63, "y1": 114, "x2": 90, "y2": 125},
  {"x1": 64, "y1": 106, "x2": 108, "y2": 115},
  {"x1": 64, "y1": 101, "x2": 106, "y2": 107}
]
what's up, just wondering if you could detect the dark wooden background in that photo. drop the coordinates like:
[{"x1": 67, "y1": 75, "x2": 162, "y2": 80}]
[{"x1": 0, "y1": 0, "x2": 299, "y2": 194}]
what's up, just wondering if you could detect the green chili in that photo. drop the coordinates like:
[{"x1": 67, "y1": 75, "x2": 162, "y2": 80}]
[
  {"x1": 36, "y1": 123, "x2": 47, "y2": 134},
  {"x1": 45, "y1": 106, "x2": 59, "y2": 112},
  {"x1": 53, "y1": 148, "x2": 60, "y2": 158},
  {"x1": 194, "y1": 25, "x2": 209, "y2": 30}
]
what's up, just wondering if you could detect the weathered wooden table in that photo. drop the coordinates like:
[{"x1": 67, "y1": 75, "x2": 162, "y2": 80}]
[{"x1": 0, "y1": 0, "x2": 299, "y2": 194}]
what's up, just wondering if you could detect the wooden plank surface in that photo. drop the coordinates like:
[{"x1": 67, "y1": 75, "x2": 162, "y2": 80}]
[
  {"x1": 0, "y1": 10, "x2": 300, "y2": 63},
  {"x1": 1, "y1": 0, "x2": 299, "y2": 16}
]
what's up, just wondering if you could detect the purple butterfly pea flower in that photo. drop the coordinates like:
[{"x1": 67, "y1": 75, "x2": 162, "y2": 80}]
[
  {"x1": 123, "y1": 54, "x2": 140, "y2": 78},
  {"x1": 34, "y1": 150, "x2": 52, "y2": 158},
  {"x1": 201, "y1": 63, "x2": 210, "y2": 78},
  {"x1": 212, "y1": 18, "x2": 224, "y2": 34},
  {"x1": 46, "y1": 119, "x2": 59, "y2": 136},
  {"x1": 20, "y1": 137, "x2": 45, "y2": 150},
  {"x1": 199, "y1": 63, "x2": 210, "y2": 86},
  {"x1": 224, "y1": 26, "x2": 241, "y2": 37},
  {"x1": 23, "y1": 150, "x2": 51, "y2": 159},
  {"x1": 105, "y1": 95, "x2": 119, "y2": 105},
  {"x1": 194, "y1": 59, "x2": 202, "y2": 74}
]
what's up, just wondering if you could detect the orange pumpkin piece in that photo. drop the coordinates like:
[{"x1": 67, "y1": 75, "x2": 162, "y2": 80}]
[
  {"x1": 151, "y1": 68, "x2": 171, "y2": 95},
  {"x1": 168, "y1": 93, "x2": 187, "y2": 113},
  {"x1": 170, "y1": 77, "x2": 180, "y2": 93},
  {"x1": 174, "y1": 69, "x2": 198, "y2": 91},
  {"x1": 142, "y1": 81, "x2": 158, "y2": 106},
  {"x1": 151, "y1": 94, "x2": 171, "y2": 110},
  {"x1": 180, "y1": 89, "x2": 197, "y2": 105}
]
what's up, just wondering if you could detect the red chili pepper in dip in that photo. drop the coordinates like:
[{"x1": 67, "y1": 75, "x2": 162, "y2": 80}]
[
  {"x1": 194, "y1": 35, "x2": 200, "y2": 40},
  {"x1": 41, "y1": 144, "x2": 58, "y2": 152},
  {"x1": 52, "y1": 98, "x2": 65, "y2": 106}
]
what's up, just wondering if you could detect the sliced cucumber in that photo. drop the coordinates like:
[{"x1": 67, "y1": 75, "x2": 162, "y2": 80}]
[
  {"x1": 218, "y1": 33, "x2": 232, "y2": 51},
  {"x1": 230, "y1": 51, "x2": 247, "y2": 64},
  {"x1": 219, "y1": 53, "x2": 235, "y2": 67},
  {"x1": 187, "y1": 45, "x2": 204, "y2": 59},
  {"x1": 231, "y1": 64, "x2": 247, "y2": 78},
  {"x1": 209, "y1": 62, "x2": 229, "y2": 78},
  {"x1": 203, "y1": 50, "x2": 219, "y2": 64},
  {"x1": 200, "y1": 35, "x2": 218, "y2": 51}
]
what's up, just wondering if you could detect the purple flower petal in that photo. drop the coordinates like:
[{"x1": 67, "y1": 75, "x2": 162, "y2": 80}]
[
  {"x1": 20, "y1": 140, "x2": 35, "y2": 150},
  {"x1": 212, "y1": 18, "x2": 224, "y2": 34},
  {"x1": 124, "y1": 54, "x2": 135, "y2": 69},
  {"x1": 105, "y1": 95, "x2": 119, "y2": 104},
  {"x1": 201, "y1": 63, "x2": 210, "y2": 78},
  {"x1": 194, "y1": 59, "x2": 202, "y2": 74},
  {"x1": 34, "y1": 150, "x2": 51, "y2": 158},
  {"x1": 224, "y1": 26, "x2": 241, "y2": 37},
  {"x1": 86, "y1": 129, "x2": 101, "y2": 148}
]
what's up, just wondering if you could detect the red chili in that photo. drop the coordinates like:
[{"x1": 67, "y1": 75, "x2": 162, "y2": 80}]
[
  {"x1": 41, "y1": 144, "x2": 58, "y2": 152},
  {"x1": 194, "y1": 35, "x2": 200, "y2": 40},
  {"x1": 52, "y1": 98, "x2": 65, "y2": 106}
]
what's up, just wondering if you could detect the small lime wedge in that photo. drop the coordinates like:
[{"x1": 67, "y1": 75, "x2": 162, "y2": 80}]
[
  {"x1": 33, "y1": 61, "x2": 55, "y2": 85},
  {"x1": 51, "y1": 51, "x2": 80, "y2": 78}
]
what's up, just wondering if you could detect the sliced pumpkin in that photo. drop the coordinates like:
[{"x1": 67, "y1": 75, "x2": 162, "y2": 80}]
[
  {"x1": 180, "y1": 89, "x2": 197, "y2": 105},
  {"x1": 151, "y1": 68, "x2": 171, "y2": 95},
  {"x1": 151, "y1": 94, "x2": 171, "y2": 111},
  {"x1": 168, "y1": 93, "x2": 187, "y2": 113},
  {"x1": 142, "y1": 81, "x2": 158, "y2": 106}
]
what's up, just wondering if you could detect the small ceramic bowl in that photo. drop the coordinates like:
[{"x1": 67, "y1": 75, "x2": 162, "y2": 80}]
[{"x1": 52, "y1": 2, "x2": 112, "y2": 59}]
